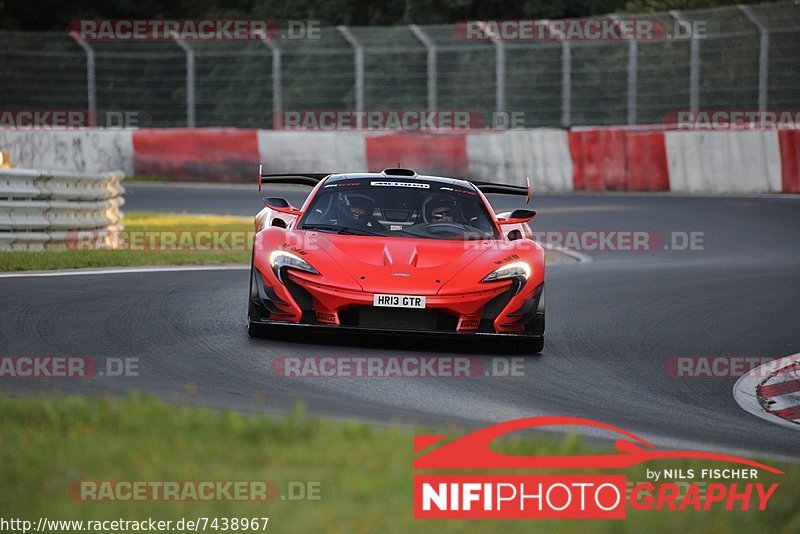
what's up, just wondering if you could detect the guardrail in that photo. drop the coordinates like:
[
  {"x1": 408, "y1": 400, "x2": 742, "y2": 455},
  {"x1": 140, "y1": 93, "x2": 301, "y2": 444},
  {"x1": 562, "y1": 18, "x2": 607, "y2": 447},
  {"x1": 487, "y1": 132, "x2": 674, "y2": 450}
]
[{"x1": 0, "y1": 168, "x2": 125, "y2": 250}]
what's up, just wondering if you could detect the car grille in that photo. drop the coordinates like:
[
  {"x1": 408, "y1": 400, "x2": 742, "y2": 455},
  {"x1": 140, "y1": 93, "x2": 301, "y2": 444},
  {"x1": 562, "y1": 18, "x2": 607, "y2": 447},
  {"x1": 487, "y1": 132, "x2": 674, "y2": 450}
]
[{"x1": 343, "y1": 307, "x2": 456, "y2": 332}]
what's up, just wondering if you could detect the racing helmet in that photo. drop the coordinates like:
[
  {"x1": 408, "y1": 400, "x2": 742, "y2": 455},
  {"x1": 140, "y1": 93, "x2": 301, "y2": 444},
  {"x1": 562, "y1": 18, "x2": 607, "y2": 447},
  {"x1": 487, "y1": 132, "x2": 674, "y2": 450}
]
[
  {"x1": 337, "y1": 193, "x2": 375, "y2": 225},
  {"x1": 423, "y1": 194, "x2": 459, "y2": 223}
]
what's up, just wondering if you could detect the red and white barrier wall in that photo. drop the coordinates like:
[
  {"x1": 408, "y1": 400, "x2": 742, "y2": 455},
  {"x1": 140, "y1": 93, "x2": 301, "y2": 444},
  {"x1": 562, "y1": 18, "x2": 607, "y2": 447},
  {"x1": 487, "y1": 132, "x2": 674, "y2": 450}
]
[
  {"x1": 2, "y1": 127, "x2": 799, "y2": 194},
  {"x1": 664, "y1": 131, "x2": 782, "y2": 193}
]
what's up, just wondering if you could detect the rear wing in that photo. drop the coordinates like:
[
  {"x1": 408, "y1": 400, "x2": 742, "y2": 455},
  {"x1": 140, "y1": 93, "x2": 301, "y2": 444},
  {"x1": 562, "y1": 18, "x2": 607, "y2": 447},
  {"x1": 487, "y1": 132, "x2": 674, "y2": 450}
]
[
  {"x1": 471, "y1": 176, "x2": 531, "y2": 204},
  {"x1": 258, "y1": 165, "x2": 332, "y2": 191},
  {"x1": 257, "y1": 166, "x2": 531, "y2": 204}
]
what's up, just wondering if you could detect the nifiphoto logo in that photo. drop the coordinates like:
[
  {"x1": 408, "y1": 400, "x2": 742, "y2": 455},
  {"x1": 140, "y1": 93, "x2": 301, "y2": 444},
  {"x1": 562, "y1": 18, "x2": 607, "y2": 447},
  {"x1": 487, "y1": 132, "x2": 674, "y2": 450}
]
[{"x1": 413, "y1": 417, "x2": 782, "y2": 519}]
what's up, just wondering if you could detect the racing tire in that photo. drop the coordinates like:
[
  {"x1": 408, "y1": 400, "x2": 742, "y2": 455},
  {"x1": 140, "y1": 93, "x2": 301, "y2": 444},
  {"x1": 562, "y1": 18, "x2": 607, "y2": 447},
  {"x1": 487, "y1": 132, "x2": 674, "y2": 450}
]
[
  {"x1": 524, "y1": 284, "x2": 545, "y2": 354},
  {"x1": 529, "y1": 336, "x2": 544, "y2": 354},
  {"x1": 247, "y1": 321, "x2": 268, "y2": 338},
  {"x1": 247, "y1": 249, "x2": 270, "y2": 339}
]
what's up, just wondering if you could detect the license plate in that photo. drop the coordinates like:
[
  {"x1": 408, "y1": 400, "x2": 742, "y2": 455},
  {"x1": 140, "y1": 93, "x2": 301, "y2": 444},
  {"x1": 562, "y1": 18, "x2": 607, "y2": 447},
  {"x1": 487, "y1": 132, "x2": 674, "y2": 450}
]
[{"x1": 373, "y1": 294, "x2": 426, "y2": 309}]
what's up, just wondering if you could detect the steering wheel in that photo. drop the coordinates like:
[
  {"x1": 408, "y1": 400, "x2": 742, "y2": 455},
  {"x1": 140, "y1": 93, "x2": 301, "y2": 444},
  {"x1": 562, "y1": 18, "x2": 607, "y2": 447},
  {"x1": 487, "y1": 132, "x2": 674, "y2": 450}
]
[{"x1": 418, "y1": 222, "x2": 467, "y2": 236}]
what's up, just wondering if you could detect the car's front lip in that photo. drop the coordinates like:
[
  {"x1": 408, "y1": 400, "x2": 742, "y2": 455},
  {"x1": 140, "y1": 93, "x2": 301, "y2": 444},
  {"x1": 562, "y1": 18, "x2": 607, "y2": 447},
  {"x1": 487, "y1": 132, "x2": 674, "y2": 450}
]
[{"x1": 247, "y1": 318, "x2": 543, "y2": 339}]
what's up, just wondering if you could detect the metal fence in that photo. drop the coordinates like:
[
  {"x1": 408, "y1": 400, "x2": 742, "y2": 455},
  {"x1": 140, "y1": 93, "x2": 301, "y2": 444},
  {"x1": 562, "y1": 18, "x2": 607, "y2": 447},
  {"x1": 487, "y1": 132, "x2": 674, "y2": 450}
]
[{"x1": 1, "y1": 1, "x2": 799, "y2": 129}]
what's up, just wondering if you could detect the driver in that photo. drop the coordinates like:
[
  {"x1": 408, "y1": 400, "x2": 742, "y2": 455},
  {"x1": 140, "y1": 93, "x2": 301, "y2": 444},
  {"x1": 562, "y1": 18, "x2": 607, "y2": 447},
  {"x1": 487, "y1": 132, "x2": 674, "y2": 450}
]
[
  {"x1": 424, "y1": 195, "x2": 460, "y2": 224},
  {"x1": 337, "y1": 193, "x2": 384, "y2": 230}
]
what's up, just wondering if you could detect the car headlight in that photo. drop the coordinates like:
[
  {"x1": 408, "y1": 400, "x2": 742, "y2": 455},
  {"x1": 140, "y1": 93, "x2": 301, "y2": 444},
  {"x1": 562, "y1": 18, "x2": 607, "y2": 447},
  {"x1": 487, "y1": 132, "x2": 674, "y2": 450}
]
[
  {"x1": 269, "y1": 250, "x2": 320, "y2": 283},
  {"x1": 481, "y1": 261, "x2": 531, "y2": 283}
]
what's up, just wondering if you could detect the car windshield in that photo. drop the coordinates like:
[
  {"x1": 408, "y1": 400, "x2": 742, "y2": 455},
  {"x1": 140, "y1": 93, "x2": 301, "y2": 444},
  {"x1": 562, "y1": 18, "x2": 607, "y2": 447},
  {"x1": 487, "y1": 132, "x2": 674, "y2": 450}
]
[{"x1": 298, "y1": 178, "x2": 500, "y2": 240}]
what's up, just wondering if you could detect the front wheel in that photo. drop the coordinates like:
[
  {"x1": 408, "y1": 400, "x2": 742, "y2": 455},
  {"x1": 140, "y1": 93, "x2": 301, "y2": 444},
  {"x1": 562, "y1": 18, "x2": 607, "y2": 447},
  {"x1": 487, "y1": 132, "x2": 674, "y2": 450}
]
[
  {"x1": 247, "y1": 249, "x2": 269, "y2": 339},
  {"x1": 524, "y1": 283, "x2": 545, "y2": 354}
]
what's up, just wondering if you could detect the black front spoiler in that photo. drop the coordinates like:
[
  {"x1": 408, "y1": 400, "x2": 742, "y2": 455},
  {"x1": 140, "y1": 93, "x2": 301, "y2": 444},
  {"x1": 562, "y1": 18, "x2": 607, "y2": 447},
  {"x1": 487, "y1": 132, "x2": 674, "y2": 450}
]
[{"x1": 248, "y1": 318, "x2": 544, "y2": 340}]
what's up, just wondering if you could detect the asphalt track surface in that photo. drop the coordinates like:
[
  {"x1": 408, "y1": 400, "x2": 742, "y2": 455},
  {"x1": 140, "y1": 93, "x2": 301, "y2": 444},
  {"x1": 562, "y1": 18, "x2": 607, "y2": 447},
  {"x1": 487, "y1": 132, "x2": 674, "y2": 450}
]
[{"x1": 2, "y1": 182, "x2": 800, "y2": 458}]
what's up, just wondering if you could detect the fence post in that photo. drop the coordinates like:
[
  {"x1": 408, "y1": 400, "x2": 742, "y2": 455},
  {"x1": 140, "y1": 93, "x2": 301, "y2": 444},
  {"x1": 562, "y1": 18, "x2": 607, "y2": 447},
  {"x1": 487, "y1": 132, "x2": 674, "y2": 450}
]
[
  {"x1": 69, "y1": 33, "x2": 96, "y2": 122},
  {"x1": 409, "y1": 25, "x2": 438, "y2": 112},
  {"x1": 739, "y1": 4, "x2": 769, "y2": 112},
  {"x1": 670, "y1": 10, "x2": 700, "y2": 114},
  {"x1": 627, "y1": 40, "x2": 639, "y2": 125},
  {"x1": 260, "y1": 35, "x2": 283, "y2": 127},
  {"x1": 611, "y1": 15, "x2": 638, "y2": 125},
  {"x1": 494, "y1": 40, "x2": 506, "y2": 115},
  {"x1": 547, "y1": 22, "x2": 572, "y2": 127},
  {"x1": 174, "y1": 38, "x2": 196, "y2": 127},
  {"x1": 337, "y1": 25, "x2": 365, "y2": 123},
  {"x1": 475, "y1": 22, "x2": 506, "y2": 120}
]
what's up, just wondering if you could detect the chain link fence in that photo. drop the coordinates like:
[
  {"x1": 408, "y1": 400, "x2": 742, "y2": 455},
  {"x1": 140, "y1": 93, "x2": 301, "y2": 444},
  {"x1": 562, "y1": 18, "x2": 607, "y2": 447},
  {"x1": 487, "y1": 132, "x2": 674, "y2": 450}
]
[{"x1": 1, "y1": 1, "x2": 799, "y2": 129}]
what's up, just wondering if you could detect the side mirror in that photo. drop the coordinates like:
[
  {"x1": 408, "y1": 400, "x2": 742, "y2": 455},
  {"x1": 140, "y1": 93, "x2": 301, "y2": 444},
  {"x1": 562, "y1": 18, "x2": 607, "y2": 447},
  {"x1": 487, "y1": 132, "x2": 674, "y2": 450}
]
[
  {"x1": 263, "y1": 196, "x2": 290, "y2": 208},
  {"x1": 262, "y1": 196, "x2": 302, "y2": 216},
  {"x1": 498, "y1": 209, "x2": 536, "y2": 225}
]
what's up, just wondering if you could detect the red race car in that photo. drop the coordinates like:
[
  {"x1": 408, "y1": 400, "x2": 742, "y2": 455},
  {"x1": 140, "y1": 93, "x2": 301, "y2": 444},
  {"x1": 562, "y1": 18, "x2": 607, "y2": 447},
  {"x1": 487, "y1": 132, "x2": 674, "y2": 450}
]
[{"x1": 248, "y1": 168, "x2": 545, "y2": 352}]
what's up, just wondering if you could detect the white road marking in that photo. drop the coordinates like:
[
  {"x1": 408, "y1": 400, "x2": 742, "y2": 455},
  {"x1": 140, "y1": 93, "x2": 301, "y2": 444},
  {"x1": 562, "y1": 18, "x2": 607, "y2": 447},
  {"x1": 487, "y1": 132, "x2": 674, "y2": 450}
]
[
  {"x1": 541, "y1": 243, "x2": 591, "y2": 264},
  {"x1": 0, "y1": 265, "x2": 249, "y2": 278}
]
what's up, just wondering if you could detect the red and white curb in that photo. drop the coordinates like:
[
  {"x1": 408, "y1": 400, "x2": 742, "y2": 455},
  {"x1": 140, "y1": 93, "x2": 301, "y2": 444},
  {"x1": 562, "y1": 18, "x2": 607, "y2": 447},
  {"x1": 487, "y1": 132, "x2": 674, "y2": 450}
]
[{"x1": 733, "y1": 352, "x2": 800, "y2": 430}]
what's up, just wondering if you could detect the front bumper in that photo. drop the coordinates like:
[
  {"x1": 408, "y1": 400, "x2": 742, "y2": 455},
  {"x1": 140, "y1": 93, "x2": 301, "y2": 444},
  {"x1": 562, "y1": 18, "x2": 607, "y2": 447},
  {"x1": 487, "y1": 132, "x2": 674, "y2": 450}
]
[{"x1": 250, "y1": 267, "x2": 544, "y2": 338}]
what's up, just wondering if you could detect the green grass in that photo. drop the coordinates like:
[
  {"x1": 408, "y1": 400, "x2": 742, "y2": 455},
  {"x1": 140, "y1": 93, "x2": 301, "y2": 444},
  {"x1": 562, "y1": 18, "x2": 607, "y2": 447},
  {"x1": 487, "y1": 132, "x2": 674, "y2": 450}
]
[
  {"x1": 0, "y1": 212, "x2": 253, "y2": 271},
  {"x1": 0, "y1": 393, "x2": 797, "y2": 533}
]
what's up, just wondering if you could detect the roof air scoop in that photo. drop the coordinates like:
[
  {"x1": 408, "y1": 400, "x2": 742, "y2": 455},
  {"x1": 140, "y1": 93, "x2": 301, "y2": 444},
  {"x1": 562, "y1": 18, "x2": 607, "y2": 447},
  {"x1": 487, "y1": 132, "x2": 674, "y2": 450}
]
[{"x1": 382, "y1": 168, "x2": 417, "y2": 177}]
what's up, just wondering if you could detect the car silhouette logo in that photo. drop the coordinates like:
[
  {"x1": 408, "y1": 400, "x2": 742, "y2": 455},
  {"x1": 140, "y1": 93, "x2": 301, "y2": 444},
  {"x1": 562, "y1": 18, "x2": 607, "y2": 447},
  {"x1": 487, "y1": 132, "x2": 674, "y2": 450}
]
[{"x1": 414, "y1": 416, "x2": 782, "y2": 473}]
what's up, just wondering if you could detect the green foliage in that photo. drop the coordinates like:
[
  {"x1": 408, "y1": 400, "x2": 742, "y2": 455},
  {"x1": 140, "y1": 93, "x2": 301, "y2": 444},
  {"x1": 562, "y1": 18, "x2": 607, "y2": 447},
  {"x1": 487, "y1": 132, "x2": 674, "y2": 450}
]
[
  {"x1": 623, "y1": 0, "x2": 775, "y2": 13},
  {"x1": 0, "y1": 0, "x2": 773, "y2": 31},
  {"x1": 0, "y1": 393, "x2": 798, "y2": 532}
]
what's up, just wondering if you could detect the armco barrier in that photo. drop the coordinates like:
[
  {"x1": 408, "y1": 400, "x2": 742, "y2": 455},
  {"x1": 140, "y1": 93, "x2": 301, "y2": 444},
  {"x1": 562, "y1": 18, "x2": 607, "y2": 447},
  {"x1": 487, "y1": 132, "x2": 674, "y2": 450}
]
[{"x1": 0, "y1": 168, "x2": 125, "y2": 250}]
